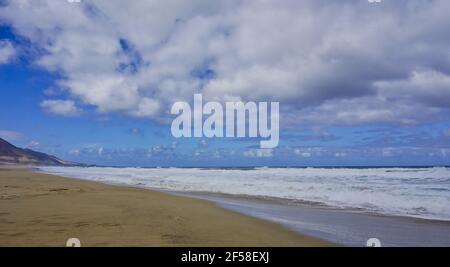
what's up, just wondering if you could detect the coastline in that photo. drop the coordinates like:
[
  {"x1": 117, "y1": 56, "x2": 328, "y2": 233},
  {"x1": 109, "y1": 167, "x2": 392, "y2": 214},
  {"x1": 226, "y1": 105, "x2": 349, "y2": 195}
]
[
  {"x1": 36, "y1": 165, "x2": 450, "y2": 246},
  {"x1": 0, "y1": 167, "x2": 333, "y2": 247},
  {"x1": 175, "y1": 191, "x2": 450, "y2": 247},
  {"x1": 38, "y1": 165, "x2": 450, "y2": 222}
]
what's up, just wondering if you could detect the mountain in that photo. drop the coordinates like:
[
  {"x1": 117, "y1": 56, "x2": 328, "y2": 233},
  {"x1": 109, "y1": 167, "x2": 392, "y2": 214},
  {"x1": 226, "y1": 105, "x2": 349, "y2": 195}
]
[{"x1": 0, "y1": 138, "x2": 80, "y2": 166}]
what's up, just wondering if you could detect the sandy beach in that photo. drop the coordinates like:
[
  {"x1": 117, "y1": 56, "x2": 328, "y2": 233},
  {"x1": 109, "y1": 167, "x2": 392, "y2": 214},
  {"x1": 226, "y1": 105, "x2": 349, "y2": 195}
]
[{"x1": 0, "y1": 167, "x2": 332, "y2": 247}]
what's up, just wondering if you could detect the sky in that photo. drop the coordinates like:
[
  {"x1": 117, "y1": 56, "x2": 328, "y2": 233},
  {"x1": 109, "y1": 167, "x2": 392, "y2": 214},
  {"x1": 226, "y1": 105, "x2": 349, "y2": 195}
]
[{"x1": 0, "y1": 0, "x2": 450, "y2": 167}]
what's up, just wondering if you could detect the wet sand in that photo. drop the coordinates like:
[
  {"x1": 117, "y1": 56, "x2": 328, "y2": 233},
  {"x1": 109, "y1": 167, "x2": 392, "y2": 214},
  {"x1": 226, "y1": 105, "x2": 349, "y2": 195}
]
[
  {"x1": 0, "y1": 167, "x2": 333, "y2": 246},
  {"x1": 179, "y1": 192, "x2": 450, "y2": 247}
]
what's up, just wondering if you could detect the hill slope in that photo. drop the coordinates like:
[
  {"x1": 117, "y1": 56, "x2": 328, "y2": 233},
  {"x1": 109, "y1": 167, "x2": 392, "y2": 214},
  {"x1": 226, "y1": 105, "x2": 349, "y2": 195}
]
[{"x1": 0, "y1": 138, "x2": 79, "y2": 166}]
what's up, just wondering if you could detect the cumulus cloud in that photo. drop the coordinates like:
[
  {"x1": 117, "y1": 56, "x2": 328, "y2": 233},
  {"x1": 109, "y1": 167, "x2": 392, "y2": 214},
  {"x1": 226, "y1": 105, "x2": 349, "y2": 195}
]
[
  {"x1": 40, "y1": 99, "x2": 81, "y2": 116},
  {"x1": 377, "y1": 71, "x2": 450, "y2": 109},
  {"x1": 0, "y1": 40, "x2": 15, "y2": 64},
  {"x1": 1, "y1": 0, "x2": 450, "y2": 125}
]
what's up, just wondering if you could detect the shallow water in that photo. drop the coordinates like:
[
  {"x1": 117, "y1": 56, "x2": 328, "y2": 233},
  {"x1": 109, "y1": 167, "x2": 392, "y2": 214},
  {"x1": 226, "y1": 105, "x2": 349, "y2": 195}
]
[{"x1": 174, "y1": 191, "x2": 450, "y2": 247}]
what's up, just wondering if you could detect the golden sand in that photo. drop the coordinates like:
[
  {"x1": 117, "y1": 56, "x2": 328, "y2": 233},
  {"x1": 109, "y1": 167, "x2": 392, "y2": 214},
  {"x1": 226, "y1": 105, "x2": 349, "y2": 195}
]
[{"x1": 0, "y1": 168, "x2": 333, "y2": 246}]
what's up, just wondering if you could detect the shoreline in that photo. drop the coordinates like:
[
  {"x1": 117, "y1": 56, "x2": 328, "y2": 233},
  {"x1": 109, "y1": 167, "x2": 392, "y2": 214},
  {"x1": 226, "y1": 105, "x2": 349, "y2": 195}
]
[
  {"x1": 176, "y1": 191, "x2": 450, "y2": 247},
  {"x1": 0, "y1": 167, "x2": 334, "y2": 246},
  {"x1": 37, "y1": 165, "x2": 450, "y2": 223},
  {"x1": 33, "y1": 166, "x2": 450, "y2": 246},
  {"x1": 166, "y1": 190, "x2": 450, "y2": 224}
]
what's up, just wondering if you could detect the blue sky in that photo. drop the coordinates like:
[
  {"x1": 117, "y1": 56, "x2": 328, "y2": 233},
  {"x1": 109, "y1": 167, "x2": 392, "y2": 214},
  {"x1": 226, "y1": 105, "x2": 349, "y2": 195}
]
[{"x1": 1, "y1": 0, "x2": 450, "y2": 167}]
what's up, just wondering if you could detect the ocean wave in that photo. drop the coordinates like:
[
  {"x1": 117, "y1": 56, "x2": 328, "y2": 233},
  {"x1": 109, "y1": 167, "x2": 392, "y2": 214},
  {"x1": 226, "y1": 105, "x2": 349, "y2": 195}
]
[{"x1": 39, "y1": 166, "x2": 450, "y2": 221}]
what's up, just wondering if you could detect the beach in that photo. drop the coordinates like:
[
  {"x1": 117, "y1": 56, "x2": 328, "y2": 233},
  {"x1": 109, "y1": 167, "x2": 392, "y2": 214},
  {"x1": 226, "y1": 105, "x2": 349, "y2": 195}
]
[
  {"x1": 183, "y1": 192, "x2": 450, "y2": 247},
  {"x1": 36, "y1": 166, "x2": 450, "y2": 247},
  {"x1": 0, "y1": 167, "x2": 332, "y2": 247}
]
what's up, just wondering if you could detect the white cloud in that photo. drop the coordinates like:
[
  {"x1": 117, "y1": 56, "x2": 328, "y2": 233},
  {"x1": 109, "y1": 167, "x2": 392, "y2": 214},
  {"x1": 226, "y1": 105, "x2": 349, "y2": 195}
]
[
  {"x1": 377, "y1": 71, "x2": 450, "y2": 109},
  {"x1": 294, "y1": 149, "x2": 312, "y2": 158},
  {"x1": 334, "y1": 152, "x2": 347, "y2": 158},
  {"x1": 40, "y1": 99, "x2": 81, "y2": 116},
  {"x1": 98, "y1": 147, "x2": 104, "y2": 156},
  {"x1": 1, "y1": 0, "x2": 450, "y2": 125},
  {"x1": 26, "y1": 140, "x2": 40, "y2": 149},
  {"x1": 128, "y1": 97, "x2": 160, "y2": 118},
  {"x1": 0, "y1": 130, "x2": 23, "y2": 141},
  {"x1": 0, "y1": 40, "x2": 15, "y2": 64},
  {"x1": 69, "y1": 149, "x2": 81, "y2": 156},
  {"x1": 243, "y1": 148, "x2": 273, "y2": 158}
]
